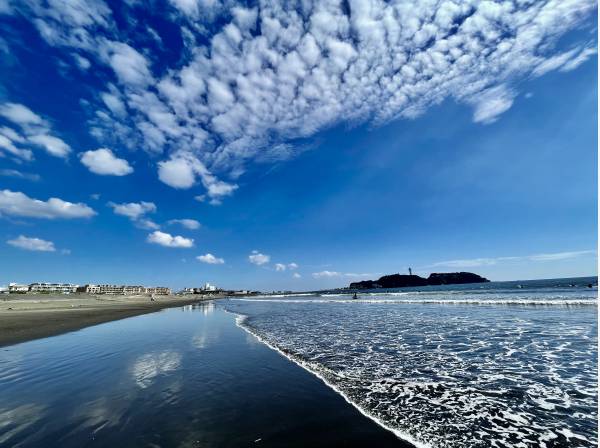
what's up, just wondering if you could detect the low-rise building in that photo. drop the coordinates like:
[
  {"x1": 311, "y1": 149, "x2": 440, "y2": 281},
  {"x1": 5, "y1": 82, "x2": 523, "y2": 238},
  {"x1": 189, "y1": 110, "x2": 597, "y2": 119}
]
[
  {"x1": 29, "y1": 283, "x2": 79, "y2": 294},
  {"x1": 145, "y1": 287, "x2": 171, "y2": 295},
  {"x1": 8, "y1": 283, "x2": 29, "y2": 293},
  {"x1": 77, "y1": 284, "x2": 170, "y2": 295}
]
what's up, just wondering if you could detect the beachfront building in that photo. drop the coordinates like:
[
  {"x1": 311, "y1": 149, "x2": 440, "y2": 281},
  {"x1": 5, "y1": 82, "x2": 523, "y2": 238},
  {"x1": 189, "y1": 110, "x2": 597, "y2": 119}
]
[
  {"x1": 203, "y1": 282, "x2": 217, "y2": 291},
  {"x1": 8, "y1": 283, "x2": 29, "y2": 293},
  {"x1": 29, "y1": 283, "x2": 79, "y2": 294},
  {"x1": 77, "y1": 284, "x2": 170, "y2": 295},
  {"x1": 144, "y1": 287, "x2": 171, "y2": 295}
]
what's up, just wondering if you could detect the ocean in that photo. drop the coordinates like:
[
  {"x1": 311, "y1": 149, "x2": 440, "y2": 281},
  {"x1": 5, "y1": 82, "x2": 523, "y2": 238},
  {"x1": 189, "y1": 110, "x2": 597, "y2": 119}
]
[{"x1": 223, "y1": 277, "x2": 598, "y2": 448}]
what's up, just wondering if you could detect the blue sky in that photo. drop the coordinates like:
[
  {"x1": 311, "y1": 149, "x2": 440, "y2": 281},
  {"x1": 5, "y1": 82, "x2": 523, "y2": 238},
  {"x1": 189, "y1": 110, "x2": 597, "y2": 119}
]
[{"x1": 0, "y1": 0, "x2": 597, "y2": 291}]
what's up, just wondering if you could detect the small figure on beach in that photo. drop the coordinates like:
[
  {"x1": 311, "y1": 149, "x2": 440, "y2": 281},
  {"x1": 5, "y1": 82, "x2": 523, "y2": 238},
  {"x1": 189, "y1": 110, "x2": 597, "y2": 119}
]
[{"x1": 352, "y1": 293, "x2": 358, "y2": 300}]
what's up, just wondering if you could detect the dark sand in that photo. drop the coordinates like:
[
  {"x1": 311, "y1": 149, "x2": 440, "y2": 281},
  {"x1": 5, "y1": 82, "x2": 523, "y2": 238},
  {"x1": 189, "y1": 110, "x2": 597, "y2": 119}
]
[{"x1": 0, "y1": 294, "x2": 217, "y2": 347}]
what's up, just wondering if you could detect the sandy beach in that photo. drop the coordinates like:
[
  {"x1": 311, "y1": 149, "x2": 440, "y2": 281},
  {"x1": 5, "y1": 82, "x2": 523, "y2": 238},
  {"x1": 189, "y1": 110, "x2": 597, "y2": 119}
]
[{"x1": 0, "y1": 293, "x2": 217, "y2": 347}]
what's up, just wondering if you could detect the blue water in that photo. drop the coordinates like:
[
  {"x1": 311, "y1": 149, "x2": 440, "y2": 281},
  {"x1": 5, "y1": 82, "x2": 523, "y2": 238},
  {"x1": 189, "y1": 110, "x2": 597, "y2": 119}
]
[
  {"x1": 0, "y1": 302, "x2": 404, "y2": 447},
  {"x1": 224, "y1": 277, "x2": 598, "y2": 448}
]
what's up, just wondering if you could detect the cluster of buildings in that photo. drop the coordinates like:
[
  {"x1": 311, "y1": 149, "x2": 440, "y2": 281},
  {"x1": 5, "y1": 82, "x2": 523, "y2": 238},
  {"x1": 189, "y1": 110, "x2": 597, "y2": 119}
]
[
  {"x1": 4, "y1": 281, "x2": 257, "y2": 297},
  {"x1": 6, "y1": 282, "x2": 171, "y2": 295},
  {"x1": 181, "y1": 282, "x2": 220, "y2": 294}
]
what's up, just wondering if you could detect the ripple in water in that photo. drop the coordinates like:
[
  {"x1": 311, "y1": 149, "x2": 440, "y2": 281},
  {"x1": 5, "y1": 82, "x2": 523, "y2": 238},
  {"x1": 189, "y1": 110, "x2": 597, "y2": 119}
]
[{"x1": 224, "y1": 285, "x2": 598, "y2": 448}]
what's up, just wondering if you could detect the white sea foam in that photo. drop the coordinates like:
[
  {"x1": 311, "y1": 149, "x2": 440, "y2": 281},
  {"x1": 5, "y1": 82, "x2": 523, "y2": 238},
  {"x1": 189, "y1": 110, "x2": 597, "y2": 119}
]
[
  {"x1": 223, "y1": 287, "x2": 598, "y2": 448},
  {"x1": 229, "y1": 311, "x2": 430, "y2": 448},
  {"x1": 230, "y1": 297, "x2": 597, "y2": 306}
]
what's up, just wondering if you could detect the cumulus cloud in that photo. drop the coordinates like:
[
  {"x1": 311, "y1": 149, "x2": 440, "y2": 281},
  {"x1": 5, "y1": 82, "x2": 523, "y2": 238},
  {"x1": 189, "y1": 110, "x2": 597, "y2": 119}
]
[
  {"x1": 10, "y1": 0, "x2": 597, "y2": 199},
  {"x1": 80, "y1": 148, "x2": 133, "y2": 176},
  {"x1": 0, "y1": 103, "x2": 70, "y2": 158},
  {"x1": 274, "y1": 262, "x2": 298, "y2": 271},
  {"x1": 249, "y1": 250, "x2": 270, "y2": 265},
  {"x1": 0, "y1": 189, "x2": 96, "y2": 219},
  {"x1": 196, "y1": 253, "x2": 225, "y2": 264},
  {"x1": 108, "y1": 201, "x2": 158, "y2": 229},
  {"x1": 168, "y1": 218, "x2": 201, "y2": 229},
  {"x1": 147, "y1": 230, "x2": 194, "y2": 248},
  {"x1": 7, "y1": 235, "x2": 56, "y2": 252},
  {"x1": 292, "y1": 272, "x2": 301, "y2": 279},
  {"x1": 158, "y1": 156, "x2": 237, "y2": 204},
  {"x1": 109, "y1": 201, "x2": 156, "y2": 219}
]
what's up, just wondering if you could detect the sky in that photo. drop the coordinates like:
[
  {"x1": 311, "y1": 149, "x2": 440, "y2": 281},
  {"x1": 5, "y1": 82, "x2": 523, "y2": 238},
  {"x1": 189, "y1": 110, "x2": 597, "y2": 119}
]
[{"x1": 0, "y1": 0, "x2": 597, "y2": 291}]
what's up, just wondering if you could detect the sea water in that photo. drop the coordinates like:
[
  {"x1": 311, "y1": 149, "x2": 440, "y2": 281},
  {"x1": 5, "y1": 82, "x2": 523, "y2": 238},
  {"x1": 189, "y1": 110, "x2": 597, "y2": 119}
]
[{"x1": 223, "y1": 277, "x2": 598, "y2": 448}]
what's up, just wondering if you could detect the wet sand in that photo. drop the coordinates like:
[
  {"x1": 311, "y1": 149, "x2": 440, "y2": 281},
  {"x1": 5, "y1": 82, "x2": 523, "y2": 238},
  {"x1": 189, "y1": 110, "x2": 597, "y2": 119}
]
[{"x1": 0, "y1": 294, "x2": 217, "y2": 347}]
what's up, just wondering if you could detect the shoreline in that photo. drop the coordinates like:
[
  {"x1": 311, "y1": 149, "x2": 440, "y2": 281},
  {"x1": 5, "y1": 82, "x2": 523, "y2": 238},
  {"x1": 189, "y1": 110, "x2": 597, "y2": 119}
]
[
  {"x1": 0, "y1": 293, "x2": 220, "y2": 348},
  {"x1": 227, "y1": 308, "x2": 423, "y2": 448}
]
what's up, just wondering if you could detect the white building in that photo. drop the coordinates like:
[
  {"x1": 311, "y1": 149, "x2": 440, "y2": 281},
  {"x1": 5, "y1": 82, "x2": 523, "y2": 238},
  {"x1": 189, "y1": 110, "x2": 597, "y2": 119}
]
[
  {"x1": 29, "y1": 283, "x2": 79, "y2": 294},
  {"x1": 203, "y1": 282, "x2": 217, "y2": 291},
  {"x1": 8, "y1": 283, "x2": 29, "y2": 293},
  {"x1": 144, "y1": 286, "x2": 171, "y2": 295}
]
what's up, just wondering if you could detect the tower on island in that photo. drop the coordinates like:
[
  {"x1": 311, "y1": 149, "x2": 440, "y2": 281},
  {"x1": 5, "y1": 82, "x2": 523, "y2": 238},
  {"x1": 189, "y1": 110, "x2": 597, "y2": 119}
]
[{"x1": 408, "y1": 267, "x2": 412, "y2": 276}]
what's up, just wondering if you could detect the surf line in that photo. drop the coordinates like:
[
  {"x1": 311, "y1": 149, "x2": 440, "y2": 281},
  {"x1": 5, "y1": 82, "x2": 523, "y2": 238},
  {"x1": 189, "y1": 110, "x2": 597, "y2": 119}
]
[{"x1": 223, "y1": 308, "x2": 430, "y2": 448}]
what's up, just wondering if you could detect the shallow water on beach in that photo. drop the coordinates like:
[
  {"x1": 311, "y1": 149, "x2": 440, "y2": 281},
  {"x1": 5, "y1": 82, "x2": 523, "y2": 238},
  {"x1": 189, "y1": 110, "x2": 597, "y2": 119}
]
[
  {"x1": 224, "y1": 277, "x2": 598, "y2": 448},
  {"x1": 0, "y1": 302, "x2": 405, "y2": 448}
]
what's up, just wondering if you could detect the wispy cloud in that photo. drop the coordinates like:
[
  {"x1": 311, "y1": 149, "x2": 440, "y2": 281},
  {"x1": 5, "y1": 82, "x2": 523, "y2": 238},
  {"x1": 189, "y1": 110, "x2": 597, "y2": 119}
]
[
  {"x1": 429, "y1": 250, "x2": 597, "y2": 268},
  {"x1": 168, "y1": 218, "x2": 201, "y2": 230},
  {"x1": 0, "y1": 103, "x2": 71, "y2": 158},
  {"x1": 0, "y1": 169, "x2": 40, "y2": 181},
  {"x1": 312, "y1": 271, "x2": 377, "y2": 279},
  {"x1": 108, "y1": 201, "x2": 159, "y2": 229},
  {"x1": 7, "y1": 235, "x2": 56, "y2": 252}
]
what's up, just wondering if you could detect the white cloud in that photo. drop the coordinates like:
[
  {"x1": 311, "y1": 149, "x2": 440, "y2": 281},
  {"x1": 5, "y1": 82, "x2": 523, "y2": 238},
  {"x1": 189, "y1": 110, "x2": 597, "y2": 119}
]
[
  {"x1": 0, "y1": 189, "x2": 96, "y2": 219},
  {"x1": 11, "y1": 0, "x2": 598, "y2": 200},
  {"x1": 528, "y1": 250, "x2": 596, "y2": 262},
  {"x1": 147, "y1": 230, "x2": 193, "y2": 248},
  {"x1": 0, "y1": 103, "x2": 46, "y2": 127},
  {"x1": 431, "y1": 250, "x2": 597, "y2": 268},
  {"x1": 275, "y1": 262, "x2": 298, "y2": 271},
  {"x1": 27, "y1": 134, "x2": 70, "y2": 157},
  {"x1": 7, "y1": 235, "x2": 56, "y2": 252},
  {"x1": 312, "y1": 270, "x2": 342, "y2": 279},
  {"x1": 109, "y1": 201, "x2": 156, "y2": 220},
  {"x1": 158, "y1": 155, "x2": 237, "y2": 204},
  {"x1": 102, "y1": 41, "x2": 153, "y2": 88},
  {"x1": 0, "y1": 169, "x2": 40, "y2": 181},
  {"x1": 158, "y1": 157, "x2": 196, "y2": 189},
  {"x1": 561, "y1": 47, "x2": 598, "y2": 72},
  {"x1": 80, "y1": 148, "x2": 133, "y2": 176},
  {"x1": 0, "y1": 103, "x2": 70, "y2": 157},
  {"x1": 471, "y1": 85, "x2": 515, "y2": 124},
  {"x1": 292, "y1": 272, "x2": 301, "y2": 279},
  {"x1": 312, "y1": 270, "x2": 375, "y2": 279},
  {"x1": 249, "y1": 250, "x2": 270, "y2": 265},
  {"x1": 196, "y1": 253, "x2": 225, "y2": 264},
  {"x1": 168, "y1": 218, "x2": 201, "y2": 230}
]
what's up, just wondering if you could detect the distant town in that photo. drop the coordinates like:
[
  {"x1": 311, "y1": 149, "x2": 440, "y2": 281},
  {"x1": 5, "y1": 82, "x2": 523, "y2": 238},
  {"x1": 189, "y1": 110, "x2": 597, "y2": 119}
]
[{"x1": 2, "y1": 282, "x2": 259, "y2": 296}]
